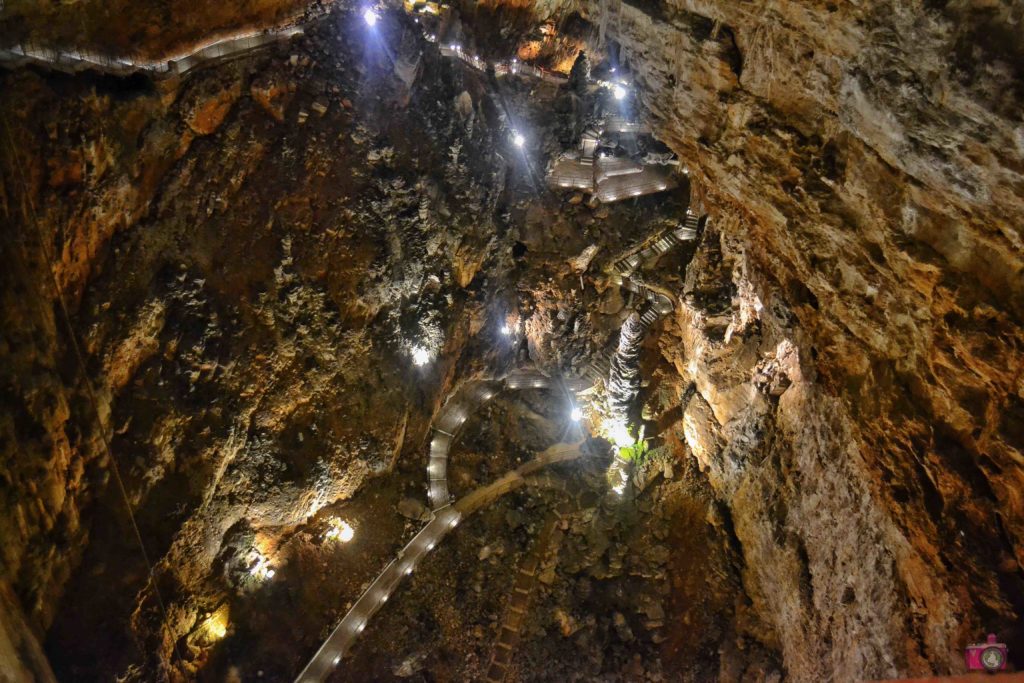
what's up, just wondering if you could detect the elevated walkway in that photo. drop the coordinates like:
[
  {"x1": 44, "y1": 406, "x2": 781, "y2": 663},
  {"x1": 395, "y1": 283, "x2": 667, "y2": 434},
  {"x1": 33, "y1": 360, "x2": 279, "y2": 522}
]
[
  {"x1": 547, "y1": 154, "x2": 678, "y2": 203},
  {"x1": 437, "y1": 44, "x2": 566, "y2": 85},
  {"x1": 594, "y1": 166, "x2": 676, "y2": 203},
  {"x1": 427, "y1": 369, "x2": 590, "y2": 509},
  {"x1": 612, "y1": 209, "x2": 702, "y2": 276},
  {"x1": 294, "y1": 442, "x2": 585, "y2": 683},
  {"x1": 602, "y1": 116, "x2": 650, "y2": 135},
  {"x1": 0, "y1": 26, "x2": 304, "y2": 78}
]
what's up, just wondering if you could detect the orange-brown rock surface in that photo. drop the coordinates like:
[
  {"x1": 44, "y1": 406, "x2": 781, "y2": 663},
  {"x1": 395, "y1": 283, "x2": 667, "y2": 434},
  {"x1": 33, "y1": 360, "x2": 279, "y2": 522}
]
[
  {"x1": 1, "y1": 0, "x2": 1022, "y2": 680},
  {"x1": 548, "y1": 0, "x2": 1024, "y2": 677}
]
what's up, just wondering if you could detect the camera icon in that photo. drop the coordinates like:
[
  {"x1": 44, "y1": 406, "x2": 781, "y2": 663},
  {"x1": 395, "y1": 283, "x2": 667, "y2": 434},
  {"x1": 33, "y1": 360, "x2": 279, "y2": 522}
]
[{"x1": 965, "y1": 633, "x2": 1008, "y2": 672}]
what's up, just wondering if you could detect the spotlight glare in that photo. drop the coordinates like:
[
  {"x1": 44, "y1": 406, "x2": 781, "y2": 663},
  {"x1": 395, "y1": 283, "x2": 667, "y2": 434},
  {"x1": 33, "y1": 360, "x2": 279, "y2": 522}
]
[
  {"x1": 613, "y1": 85, "x2": 627, "y2": 100},
  {"x1": 570, "y1": 407, "x2": 583, "y2": 421},
  {"x1": 608, "y1": 420, "x2": 634, "y2": 448},
  {"x1": 512, "y1": 132, "x2": 525, "y2": 147},
  {"x1": 411, "y1": 346, "x2": 431, "y2": 366},
  {"x1": 325, "y1": 518, "x2": 355, "y2": 543},
  {"x1": 500, "y1": 324, "x2": 511, "y2": 335},
  {"x1": 363, "y1": 8, "x2": 378, "y2": 27}
]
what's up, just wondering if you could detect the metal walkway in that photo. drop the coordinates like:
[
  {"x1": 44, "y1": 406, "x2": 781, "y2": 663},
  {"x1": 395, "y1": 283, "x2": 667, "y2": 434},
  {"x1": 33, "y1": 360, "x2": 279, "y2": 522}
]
[
  {"x1": 612, "y1": 209, "x2": 702, "y2": 276},
  {"x1": 0, "y1": 26, "x2": 305, "y2": 78},
  {"x1": 294, "y1": 442, "x2": 585, "y2": 683},
  {"x1": 427, "y1": 369, "x2": 588, "y2": 509},
  {"x1": 435, "y1": 42, "x2": 566, "y2": 85}
]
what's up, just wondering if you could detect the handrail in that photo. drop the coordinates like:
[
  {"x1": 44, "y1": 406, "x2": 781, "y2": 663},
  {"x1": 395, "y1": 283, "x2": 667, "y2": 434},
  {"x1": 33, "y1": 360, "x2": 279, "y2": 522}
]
[
  {"x1": 0, "y1": 24, "x2": 306, "y2": 78},
  {"x1": 295, "y1": 442, "x2": 584, "y2": 682}
]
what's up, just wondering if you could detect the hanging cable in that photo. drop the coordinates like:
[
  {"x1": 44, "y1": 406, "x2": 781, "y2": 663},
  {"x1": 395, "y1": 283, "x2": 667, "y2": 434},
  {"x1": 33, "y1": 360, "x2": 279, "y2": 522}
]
[{"x1": 1, "y1": 111, "x2": 185, "y2": 672}]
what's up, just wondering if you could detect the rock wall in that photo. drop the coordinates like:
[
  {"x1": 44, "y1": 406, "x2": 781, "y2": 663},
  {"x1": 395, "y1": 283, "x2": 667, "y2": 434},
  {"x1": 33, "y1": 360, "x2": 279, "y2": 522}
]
[
  {"x1": 0, "y1": 12, "x2": 519, "y2": 678},
  {"x1": 531, "y1": 0, "x2": 1024, "y2": 678},
  {"x1": 2, "y1": 0, "x2": 1023, "y2": 678}
]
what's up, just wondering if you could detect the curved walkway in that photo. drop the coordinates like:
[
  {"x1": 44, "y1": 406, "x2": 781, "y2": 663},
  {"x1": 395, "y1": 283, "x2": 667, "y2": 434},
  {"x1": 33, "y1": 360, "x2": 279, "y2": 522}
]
[
  {"x1": 606, "y1": 208, "x2": 703, "y2": 332},
  {"x1": 1, "y1": 7, "x2": 566, "y2": 90},
  {"x1": 427, "y1": 369, "x2": 585, "y2": 509},
  {"x1": 612, "y1": 209, "x2": 702, "y2": 278},
  {"x1": 0, "y1": 25, "x2": 305, "y2": 78},
  {"x1": 432, "y1": 39, "x2": 566, "y2": 85},
  {"x1": 294, "y1": 441, "x2": 585, "y2": 683},
  {"x1": 579, "y1": 209, "x2": 702, "y2": 386},
  {"x1": 296, "y1": 212, "x2": 705, "y2": 681}
]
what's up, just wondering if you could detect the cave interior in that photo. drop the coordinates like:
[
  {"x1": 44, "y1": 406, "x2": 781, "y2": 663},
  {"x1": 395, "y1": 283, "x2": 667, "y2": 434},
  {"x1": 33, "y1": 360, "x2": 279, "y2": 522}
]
[{"x1": 1, "y1": 0, "x2": 1023, "y2": 681}]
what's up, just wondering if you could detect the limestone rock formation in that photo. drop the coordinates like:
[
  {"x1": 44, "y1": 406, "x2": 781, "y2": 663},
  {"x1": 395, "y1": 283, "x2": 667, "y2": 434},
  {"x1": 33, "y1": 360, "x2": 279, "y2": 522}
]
[{"x1": 1, "y1": 0, "x2": 1022, "y2": 680}]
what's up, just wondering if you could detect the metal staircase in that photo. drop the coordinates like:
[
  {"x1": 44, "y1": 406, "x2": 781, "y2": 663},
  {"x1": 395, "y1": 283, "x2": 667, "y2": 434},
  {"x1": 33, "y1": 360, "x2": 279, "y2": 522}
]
[{"x1": 611, "y1": 209, "x2": 702, "y2": 276}]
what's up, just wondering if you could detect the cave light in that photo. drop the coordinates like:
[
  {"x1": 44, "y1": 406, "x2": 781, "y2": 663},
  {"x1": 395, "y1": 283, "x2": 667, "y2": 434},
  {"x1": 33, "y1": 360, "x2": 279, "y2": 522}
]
[
  {"x1": 606, "y1": 419, "x2": 634, "y2": 448},
  {"x1": 202, "y1": 607, "x2": 229, "y2": 641},
  {"x1": 613, "y1": 84, "x2": 627, "y2": 100},
  {"x1": 500, "y1": 324, "x2": 512, "y2": 335},
  {"x1": 250, "y1": 553, "x2": 276, "y2": 580},
  {"x1": 333, "y1": 656, "x2": 341, "y2": 666},
  {"x1": 363, "y1": 8, "x2": 378, "y2": 27},
  {"x1": 411, "y1": 345, "x2": 431, "y2": 366},
  {"x1": 570, "y1": 406, "x2": 583, "y2": 421},
  {"x1": 207, "y1": 620, "x2": 227, "y2": 640},
  {"x1": 513, "y1": 131, "x2": 526, "y2": 147},
  {"x1": 325, "y1": 517, "x2": 355, "y2": 543}
]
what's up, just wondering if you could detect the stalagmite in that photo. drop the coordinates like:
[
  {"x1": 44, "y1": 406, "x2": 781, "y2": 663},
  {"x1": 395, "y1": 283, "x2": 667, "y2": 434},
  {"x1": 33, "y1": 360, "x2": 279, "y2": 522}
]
[{"x1": 607, "y1": 311, "x2": 643, "y2": 426}]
